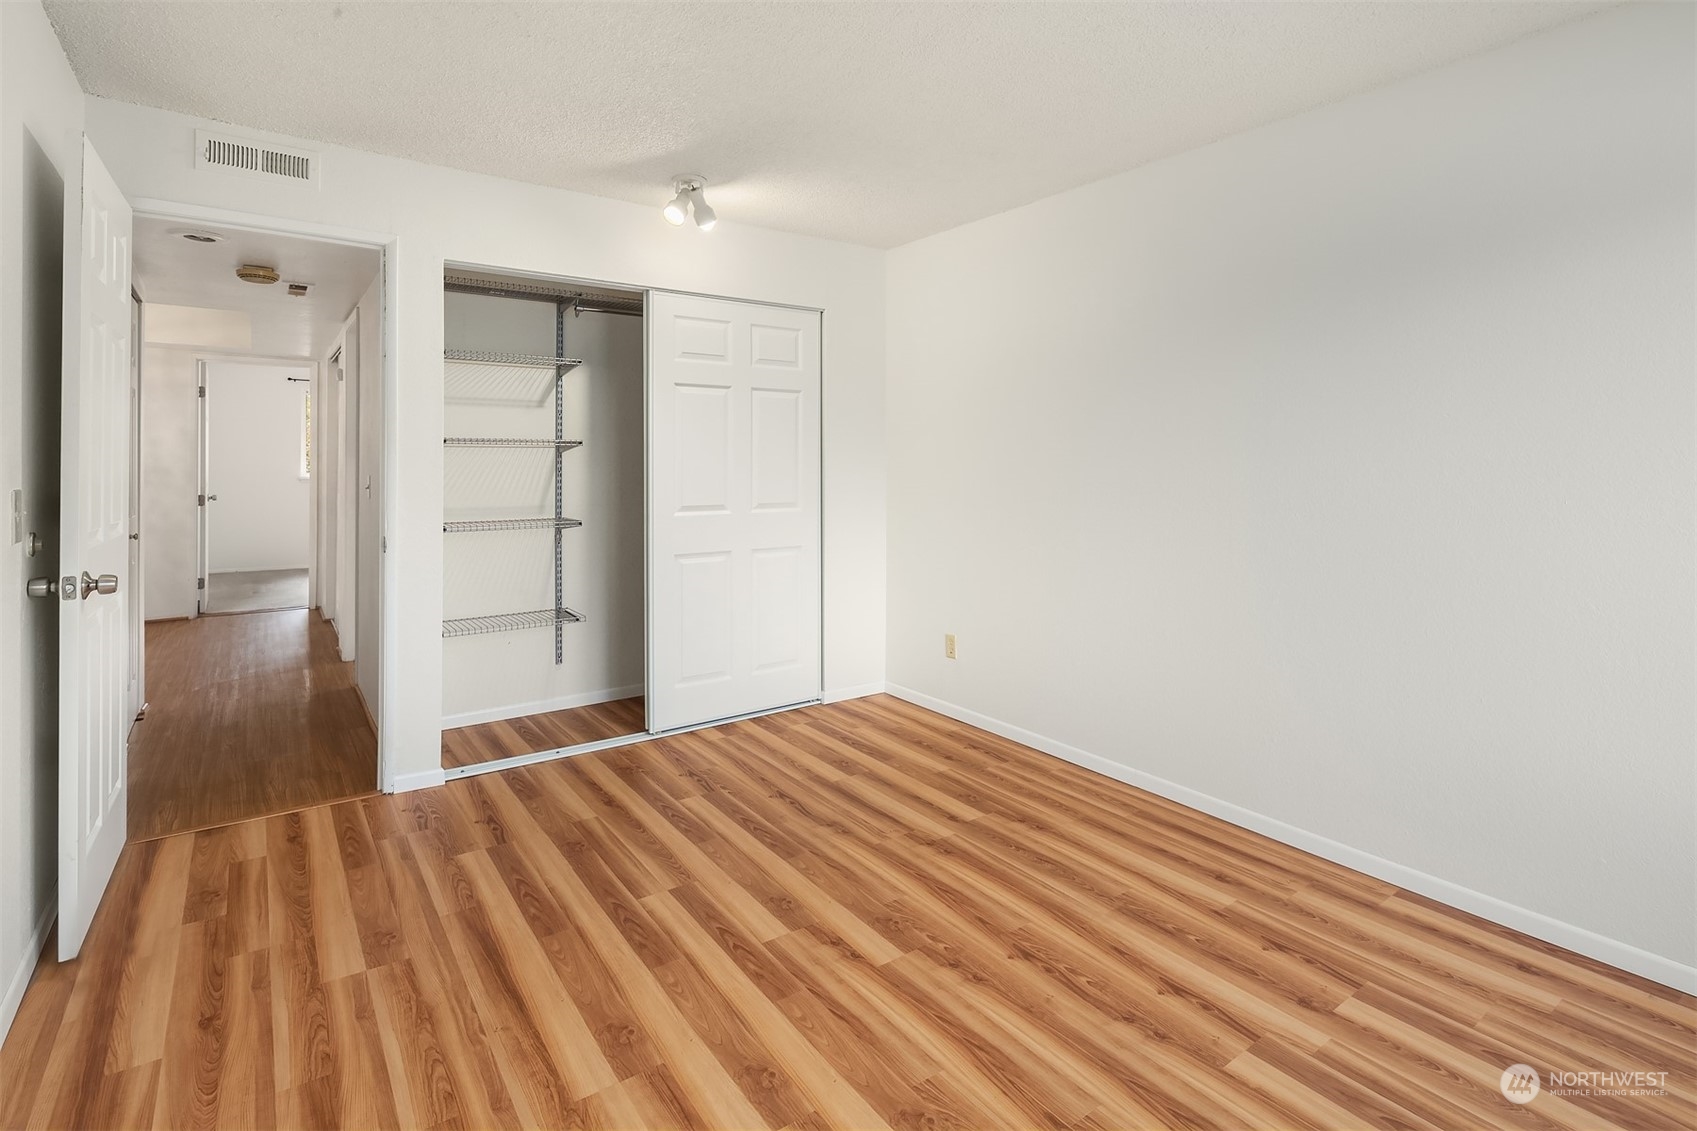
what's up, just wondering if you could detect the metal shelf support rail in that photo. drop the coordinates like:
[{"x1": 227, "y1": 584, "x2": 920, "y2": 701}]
[{"x1": 554, "y1": 299, "x2": 568, "y2": 663}]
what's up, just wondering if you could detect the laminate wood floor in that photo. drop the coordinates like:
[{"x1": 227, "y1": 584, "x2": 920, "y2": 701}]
[
  {"x1": 128, "y1": 609, "x2": 378, "y2": 841},
  {"x1": 442, "y1": 698, "x2": 647, "y2": 769},
  {"x1": 8, "y1": 695, "x2": 1692, "y2": 1130}
]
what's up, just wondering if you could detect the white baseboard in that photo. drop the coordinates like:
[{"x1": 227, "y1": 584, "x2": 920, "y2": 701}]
[
  {"x1": 441, "y1": 684, "x2": 645, "y2": 730},
  {"x1": 885, "y1": 683, "x2": 1696, "y2": 995},
  {"x1": 1, "y1": 889, "x2": 56, "y2": 1046},
  {"x1": 823, "y1": 681, "x2": 886, "y2": 704},
  {"x1": 390, "y1": 768, "x2": 446, "y2": 794}
]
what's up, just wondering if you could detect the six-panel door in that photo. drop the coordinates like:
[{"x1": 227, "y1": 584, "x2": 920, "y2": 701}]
[{"x1": 647, "y1": 293, "x2": 821, "y2": 733}]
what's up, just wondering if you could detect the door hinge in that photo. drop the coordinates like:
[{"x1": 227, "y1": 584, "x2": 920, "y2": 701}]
[
  {"x1": 198, "y1": 385, "x2": 206, "y2": 398},
  {"x1": 197, "y1": 577, "x2": 205, "y2": 590}
]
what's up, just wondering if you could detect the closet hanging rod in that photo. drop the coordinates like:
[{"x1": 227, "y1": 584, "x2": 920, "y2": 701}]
[{"x1": 571, "y1": 303, "x2": 644, "y2": 318}]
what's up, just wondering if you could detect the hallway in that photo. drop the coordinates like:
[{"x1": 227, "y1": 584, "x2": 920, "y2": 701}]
[{"x1": 128, "y1": 609, "x2": 377, "y2": 840}]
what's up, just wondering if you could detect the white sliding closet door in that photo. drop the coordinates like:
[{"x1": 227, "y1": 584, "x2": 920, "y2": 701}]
[{"x1": 647, "y1": 292, "x2": 821, "y2": 733}]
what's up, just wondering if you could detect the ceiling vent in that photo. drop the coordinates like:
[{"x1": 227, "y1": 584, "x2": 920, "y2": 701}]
[{"x1": 195, "y1": 129, "x2": 319, "y2": 188}]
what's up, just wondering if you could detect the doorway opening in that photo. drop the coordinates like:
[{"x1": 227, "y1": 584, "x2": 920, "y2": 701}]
[
  {"x1": 130, "y1": 214, "x2": 383, "y2": 840},
  {"x1": 198, "y1": 358, "x2": 313, "y2": 615}
]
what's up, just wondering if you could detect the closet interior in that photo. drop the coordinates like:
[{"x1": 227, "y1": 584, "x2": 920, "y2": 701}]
[{"x1": 439, "y1": 268, "x2": 646, "y2": 771}]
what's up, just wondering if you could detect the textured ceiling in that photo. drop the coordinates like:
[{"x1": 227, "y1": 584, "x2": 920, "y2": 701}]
[
  {"x1": 48, "y1": 1, "x2": 1608, "y2": 248},
  {"x1": 134, "y1": 216, "x2": 380, "y2": 357}
]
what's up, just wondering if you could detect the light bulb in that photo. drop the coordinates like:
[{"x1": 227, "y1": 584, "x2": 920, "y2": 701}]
[
  {"x1": 662, "y1": 189, "x2": 690, "y2": 225},
  {"x1": 690, "y1": 189, "x2": 717, "y2": 231}
]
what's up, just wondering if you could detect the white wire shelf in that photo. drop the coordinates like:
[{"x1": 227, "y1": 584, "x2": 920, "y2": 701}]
[
  {"x1": 443, "y1": 437, "x2": 584, "y2": 449},
  {"x1": 443, "y1": 517, "x2": 583, "y2": 533},
  {"x1": 443, "y1": 608, "x2": 586, "y2": 639},
  {"x1": 444, "y1": 348, "x2": 583, "y2": 369}
]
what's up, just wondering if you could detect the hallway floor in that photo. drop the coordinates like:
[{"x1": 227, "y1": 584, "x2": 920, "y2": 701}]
[
  {"x1": 205, "y1": 567, "x2": 309, "y2": 614},
  {"x1": 128, "y1": 608, "x2": 377, "y2": 840}
]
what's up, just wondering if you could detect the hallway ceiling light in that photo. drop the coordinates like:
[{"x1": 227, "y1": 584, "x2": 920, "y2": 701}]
[
  {"x1": 236, "y1": 264, "x2": 281, "y2": 285},
  {"x1": 662, "y1": 175, "x2": 716, "y2": 231}
]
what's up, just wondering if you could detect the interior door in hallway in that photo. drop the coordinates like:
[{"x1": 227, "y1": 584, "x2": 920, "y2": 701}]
[
  {"x1": 59, "y1": 138, "x2": 133, "y2": 959},
  {"x1": 647, "y1": 292, "x2": 821, "y2": 733}
]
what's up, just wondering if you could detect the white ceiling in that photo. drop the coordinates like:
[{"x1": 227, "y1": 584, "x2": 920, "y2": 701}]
[
  {"x1": 49, "y1": 1, "x2": 1608, "y2": 248},
  {"x1": 133, "y1": 216, "x2": 379, "y2": 358}
]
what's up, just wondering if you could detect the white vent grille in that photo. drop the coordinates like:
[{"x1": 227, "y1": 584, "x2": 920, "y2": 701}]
[{"x1": 194, "y1": 130, "x2": 319, "y2": 187}]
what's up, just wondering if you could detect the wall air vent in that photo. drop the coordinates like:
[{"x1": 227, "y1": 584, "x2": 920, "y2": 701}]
[{"x1": 194, "y1": 129, "x2": 320, "y2": 188}]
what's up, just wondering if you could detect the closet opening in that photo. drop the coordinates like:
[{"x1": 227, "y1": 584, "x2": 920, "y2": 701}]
[{"x1": 439, "y1": 268, "x2": 647, "y2": 772}]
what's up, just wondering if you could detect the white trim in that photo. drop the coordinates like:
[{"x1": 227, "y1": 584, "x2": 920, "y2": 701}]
[
  {"x1": 390, "y1": 768, "x2": 446, "y2": 793},
  {"x1": 130, "y1": 198, "x2": 388, "y2": 250},
  {"x1": 444, "y1": 729, "x2": 656, "y2": 782},
  {"x1": 1, "y1": 891, "x2": 56, "y2": 1045},
  {"x1": 823, "y1": 681, "x2": 885, "y2": 704},
  {"x1": 885, "y1": 684, "x2": 1697, "y2": 995},
  {"x1": 440, "y1": 684, "x2": 645, "y2": 730}
]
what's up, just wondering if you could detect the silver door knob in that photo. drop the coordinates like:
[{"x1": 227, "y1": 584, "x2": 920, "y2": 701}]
[
  {"x1": 26, "y1": 577, "x2": 53, "y2": 599},
  {"x1": 80, "y1": 571, "x2": 118, "y2": 599}
]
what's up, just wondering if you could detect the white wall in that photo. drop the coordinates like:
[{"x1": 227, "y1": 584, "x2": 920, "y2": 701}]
[
  {"x1": 84, "y1": 95, "x2": 889, "y2": 791},
  {"x1": 0, "y1": 0, "x2": 82, "y2": 1043},
  {"x1": 204, "y1": 360, "x2": 312, "y2": 573},
  {"x1": 886, "y1": 3, "x2": 1695, "y2": 988},
  {"x1": 139, "y1": 345, "x2": 199, "y2": 618},
  {"x1": 441, "y1": 293, "x2": 644, "y2": 725}
]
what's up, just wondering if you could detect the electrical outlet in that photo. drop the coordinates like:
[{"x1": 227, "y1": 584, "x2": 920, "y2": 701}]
[{"x1": 944, "y1": 633, "x2": 957, "y2": 660}]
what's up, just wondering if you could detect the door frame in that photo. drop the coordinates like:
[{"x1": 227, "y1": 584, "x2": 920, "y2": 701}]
[
  {"x1": 195, "y1": 354, "x2": 320, "y2": 616},
  {"x1": 130, "y1": 197, "x2": 400, "y2": 792},
  {"x1": 439, "y1": 260, "x2": 828, "y2": 779}
]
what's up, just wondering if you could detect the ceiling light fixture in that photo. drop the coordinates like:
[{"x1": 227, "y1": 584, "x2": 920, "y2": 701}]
[
  {"x1": 662, "y1": 185, "x2": 691, "y2": 226},
  {"x1": 689, "y1": 188, "x2": 717, "y2": 232},
  {"x1": 236, "y1": 264, "x2": 280, "y2": 285},
  {"x1": 662, "y1": 175, "x2": 716, "y2": 231}
]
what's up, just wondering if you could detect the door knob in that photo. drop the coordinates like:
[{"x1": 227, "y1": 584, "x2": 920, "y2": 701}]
[
  {"x1": 80, "y1": 571, "x2": 118, "y2": 599},
  {"x1": 26, "y1": 577, "x2": 53, "y2": 599}
]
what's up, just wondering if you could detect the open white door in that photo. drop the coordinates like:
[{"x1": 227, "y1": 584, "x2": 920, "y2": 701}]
[
  {"x1": 59, "y1": 138, "x2": 133, "y2": 959},
  {"x1": 647, "y1": 292, "x2": 821, "y2": 733}
]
